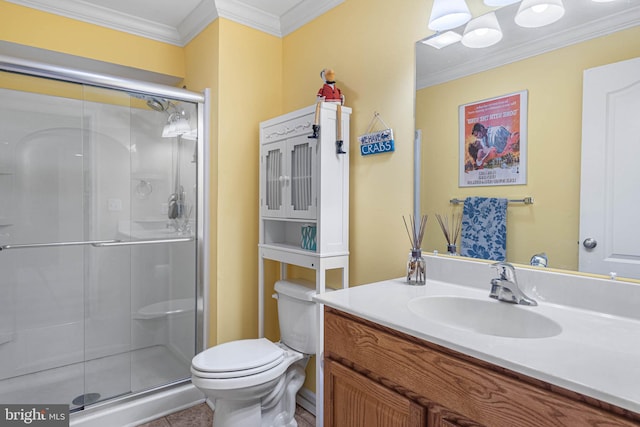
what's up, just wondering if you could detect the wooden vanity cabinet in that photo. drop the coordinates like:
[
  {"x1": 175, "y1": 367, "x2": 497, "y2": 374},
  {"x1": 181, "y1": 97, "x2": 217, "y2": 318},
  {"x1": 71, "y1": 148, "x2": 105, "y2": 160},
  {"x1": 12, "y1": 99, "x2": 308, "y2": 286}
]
[{"x1": 323, "y1": 307, "x2": 640, "y2": 427}]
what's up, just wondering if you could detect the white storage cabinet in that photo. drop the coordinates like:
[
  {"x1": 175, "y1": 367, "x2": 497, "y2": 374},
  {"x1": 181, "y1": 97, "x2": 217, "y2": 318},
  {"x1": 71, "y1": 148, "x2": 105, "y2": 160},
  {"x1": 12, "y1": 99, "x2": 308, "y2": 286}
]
[{"x1": 258, "y1": 102, "x2": 351, "y2": 427}]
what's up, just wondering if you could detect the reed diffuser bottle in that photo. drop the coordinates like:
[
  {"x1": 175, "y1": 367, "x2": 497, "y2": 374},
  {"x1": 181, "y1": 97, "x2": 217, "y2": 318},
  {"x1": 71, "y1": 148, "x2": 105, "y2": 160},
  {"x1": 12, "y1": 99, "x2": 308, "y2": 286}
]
[
  {"x1": 435, "y1": 213, "x2": 462, "y2": 256},
  {"x1": 403, "y1": 215, "x2": 428, "y2": 286}
]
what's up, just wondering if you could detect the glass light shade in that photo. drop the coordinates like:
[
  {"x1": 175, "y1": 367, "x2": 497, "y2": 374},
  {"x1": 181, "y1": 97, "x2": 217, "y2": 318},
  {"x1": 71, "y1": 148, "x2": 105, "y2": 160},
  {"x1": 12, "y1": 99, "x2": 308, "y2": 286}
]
[
  {"x1": 421, "y1": 31, "x2": 463, "y2": 49},
  {"x1": 162, "y1": 117, "x2": 191, "y2": 137},
  {"x1": 515, "y1": 0, "x2": 565, "y2": 28},
  {"x1": 429, "y1": 0, "x2": 472, "y2": 31},
  {"x1": 462, "y1": 12, "x2": 503, "y2": 48},
  {"x1": 181, "y1": 128, "x2": 198, "y2": 141},
  {"x1": 483, "y1": 0, "x2": 520, "y2": 5}
]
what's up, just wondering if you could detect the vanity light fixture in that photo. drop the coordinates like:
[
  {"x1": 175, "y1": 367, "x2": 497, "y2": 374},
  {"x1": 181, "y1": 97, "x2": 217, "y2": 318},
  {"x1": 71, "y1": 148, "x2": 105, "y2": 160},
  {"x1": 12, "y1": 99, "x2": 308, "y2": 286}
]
[
  {"x1": 428, "y1": 0, "x2": 472, "y2": 31},
  {"x1": 420, "y1": 31, "x2": 463, "y2": 49},
  {"x1": 461, "y1": 12, "x2": 503, "y2": 48},
  {"x1": 515, "y1": 0, "x2": 565, "y2": 28},
  {"x1": 483, "y1": 0, "x2": 520, "y2": 5}
]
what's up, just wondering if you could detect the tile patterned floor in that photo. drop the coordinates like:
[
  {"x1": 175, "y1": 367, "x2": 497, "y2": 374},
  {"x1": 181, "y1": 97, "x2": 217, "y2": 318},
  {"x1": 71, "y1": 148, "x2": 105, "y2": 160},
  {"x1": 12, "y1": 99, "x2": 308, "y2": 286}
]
[{"x1": 136, "y1": 402, "x2": 315, "y2": 427}]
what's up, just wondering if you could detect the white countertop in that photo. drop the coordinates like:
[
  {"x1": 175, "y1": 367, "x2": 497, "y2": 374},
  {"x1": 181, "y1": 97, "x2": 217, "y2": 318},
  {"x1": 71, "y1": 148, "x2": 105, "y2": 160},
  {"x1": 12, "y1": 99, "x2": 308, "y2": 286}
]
[{"x1": 315, "y1": 276, "x2": 640, "y2": 414}]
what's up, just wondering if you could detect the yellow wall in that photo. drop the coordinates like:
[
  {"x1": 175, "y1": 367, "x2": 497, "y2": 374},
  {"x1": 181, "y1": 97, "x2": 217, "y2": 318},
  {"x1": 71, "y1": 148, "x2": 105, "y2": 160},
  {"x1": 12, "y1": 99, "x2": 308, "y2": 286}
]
[
  {"x1": 278, "y1": 0, "x2": 430, "y2": 392},
  {"x1": 0, "y1": 1, "x2": 185, "y2": 78},
  {"x1": 214, "y1": 19, "x2": 283, "y2": 344},
  {"x1": 283, "y1": 0, "x2": 429, "y2": 286},
  {"x1": 416, "y1": 27, "x2": 640, "y2": 270},
  {"x1": 182, "y1": 21, "x2": 221, "y2": 347},
  {"x1": 185, "y1": 18, "x2": 285, "y2": 347}
]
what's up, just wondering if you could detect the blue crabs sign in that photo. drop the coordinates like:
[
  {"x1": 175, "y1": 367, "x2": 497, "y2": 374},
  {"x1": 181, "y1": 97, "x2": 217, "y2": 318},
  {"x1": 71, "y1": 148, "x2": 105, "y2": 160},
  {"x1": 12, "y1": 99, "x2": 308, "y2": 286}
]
[
  {"x1": 359, "y1": 128, "x2": 395, "y2": 156},
  {"x1": 359, "y1": 112, "x2": 395, "y2": 156}
]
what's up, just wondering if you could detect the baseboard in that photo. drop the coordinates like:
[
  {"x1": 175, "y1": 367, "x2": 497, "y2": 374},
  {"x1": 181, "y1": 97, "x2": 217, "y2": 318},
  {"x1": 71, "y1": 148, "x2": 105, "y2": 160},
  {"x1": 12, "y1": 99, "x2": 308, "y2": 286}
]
[{"x1": 296, "y1": 387, "x2": 316, "y2": 416}]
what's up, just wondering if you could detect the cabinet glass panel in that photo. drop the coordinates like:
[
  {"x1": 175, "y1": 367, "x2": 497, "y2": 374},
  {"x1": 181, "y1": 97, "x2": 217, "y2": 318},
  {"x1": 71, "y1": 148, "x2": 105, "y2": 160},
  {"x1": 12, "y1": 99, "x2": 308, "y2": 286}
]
[
  {"x1": 290, "y1": 142, "x2": 313, "y2": 212},
  {"x1": 265, "y1": 147, "x2": 282, "y2": 211}
]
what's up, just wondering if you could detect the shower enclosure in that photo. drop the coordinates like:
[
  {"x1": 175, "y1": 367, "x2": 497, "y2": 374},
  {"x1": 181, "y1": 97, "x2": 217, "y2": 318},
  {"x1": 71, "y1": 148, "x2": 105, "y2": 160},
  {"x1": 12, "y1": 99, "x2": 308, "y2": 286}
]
[{"x1": 0, "y1": 56, "x2": 207, "y2": 418}]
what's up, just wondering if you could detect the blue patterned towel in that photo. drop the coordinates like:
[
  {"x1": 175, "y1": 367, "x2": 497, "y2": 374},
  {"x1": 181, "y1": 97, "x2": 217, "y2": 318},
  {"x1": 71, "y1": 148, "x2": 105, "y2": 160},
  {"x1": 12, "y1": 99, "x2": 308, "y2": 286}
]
[{"x1": 460, "y1": 197, "x2": 507, "y2": 261}]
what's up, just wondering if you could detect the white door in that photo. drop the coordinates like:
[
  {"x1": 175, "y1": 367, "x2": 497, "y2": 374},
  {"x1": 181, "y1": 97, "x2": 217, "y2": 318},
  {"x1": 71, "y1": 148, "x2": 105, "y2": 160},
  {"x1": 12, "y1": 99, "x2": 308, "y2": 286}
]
[{"x1": 579, "y1": 57, "x2": 640, "y2": 279}]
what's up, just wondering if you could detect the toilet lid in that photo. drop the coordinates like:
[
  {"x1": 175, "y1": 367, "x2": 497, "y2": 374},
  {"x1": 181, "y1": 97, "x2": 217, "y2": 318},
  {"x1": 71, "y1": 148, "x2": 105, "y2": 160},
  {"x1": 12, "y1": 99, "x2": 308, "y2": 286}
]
[{"x1": 192, "y1": 338, "x2": 284, "y2": 376}]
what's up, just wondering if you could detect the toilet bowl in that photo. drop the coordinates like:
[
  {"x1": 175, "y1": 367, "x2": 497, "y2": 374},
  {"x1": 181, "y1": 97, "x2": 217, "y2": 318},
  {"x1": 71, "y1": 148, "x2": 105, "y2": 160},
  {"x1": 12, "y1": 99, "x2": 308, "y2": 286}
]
[{"x1": 191, "y1": 279, "x2": 317, "y2": 427}]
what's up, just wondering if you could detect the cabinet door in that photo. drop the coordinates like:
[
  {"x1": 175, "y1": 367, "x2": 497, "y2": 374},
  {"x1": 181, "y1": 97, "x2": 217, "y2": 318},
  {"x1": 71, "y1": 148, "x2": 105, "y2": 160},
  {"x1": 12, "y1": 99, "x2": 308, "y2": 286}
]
[
  {"x1": 428, "y1": 407, "x2": 485, "y2": 427},
  {"x1": 325, "y1": 359, "x2": 427, "y2": 427},
  {"x1": 286, "y1": 136, "x2": 316, "y2": 219},
  {"x1": 260, "y1": 141, "x2": 286, "y2": 217}
]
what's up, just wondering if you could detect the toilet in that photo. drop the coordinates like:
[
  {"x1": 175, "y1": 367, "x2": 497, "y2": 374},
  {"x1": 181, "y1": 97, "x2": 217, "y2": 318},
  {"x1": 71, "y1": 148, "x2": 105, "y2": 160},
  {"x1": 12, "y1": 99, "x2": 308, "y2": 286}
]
[{"x1": 191, "y1": 279, "x2": 318, "y2": 427}]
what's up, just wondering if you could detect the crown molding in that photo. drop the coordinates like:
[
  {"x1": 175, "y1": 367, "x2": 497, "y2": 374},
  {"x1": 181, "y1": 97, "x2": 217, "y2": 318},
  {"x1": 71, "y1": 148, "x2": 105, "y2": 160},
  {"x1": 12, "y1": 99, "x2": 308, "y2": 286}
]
[
  {"x1": 281, "y1": 0, "x2": 344, "y2": 36},
  {"x1": 416, "y1": 6, "x2": 640, "y2": 90},
  {"x1": 178, "y1": 1, "x2": 219, "y2": 45},
  {"x1": 6, "y1": 0, "x2": 185, "y2": 46},
  {"x1": 215, "y1": 0, "x2": 282, "y2": 37},
  {"x1": 7, "y1": 0, "x2": 341, "y2": 44}
]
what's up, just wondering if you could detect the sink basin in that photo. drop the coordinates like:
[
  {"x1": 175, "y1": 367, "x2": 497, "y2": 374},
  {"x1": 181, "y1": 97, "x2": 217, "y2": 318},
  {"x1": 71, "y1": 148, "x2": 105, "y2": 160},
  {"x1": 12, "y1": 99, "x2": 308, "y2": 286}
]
[{"x1": 408, "y1": 296, "x2": 562, "y2": 339}]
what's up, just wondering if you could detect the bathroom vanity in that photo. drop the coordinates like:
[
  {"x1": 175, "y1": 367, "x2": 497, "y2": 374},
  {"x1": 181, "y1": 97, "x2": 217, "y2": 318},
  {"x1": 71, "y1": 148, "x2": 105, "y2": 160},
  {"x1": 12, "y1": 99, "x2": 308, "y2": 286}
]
[{"x1": 315, "y1": 255, "x2": 640, "y2": 426}]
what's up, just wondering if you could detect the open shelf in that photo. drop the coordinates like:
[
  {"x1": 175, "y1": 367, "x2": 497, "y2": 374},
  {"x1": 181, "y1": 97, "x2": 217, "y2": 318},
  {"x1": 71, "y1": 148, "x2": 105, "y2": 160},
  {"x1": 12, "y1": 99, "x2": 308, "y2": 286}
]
[{"x1": 262, "y1": 219, "x2": 316, "y2": 251}]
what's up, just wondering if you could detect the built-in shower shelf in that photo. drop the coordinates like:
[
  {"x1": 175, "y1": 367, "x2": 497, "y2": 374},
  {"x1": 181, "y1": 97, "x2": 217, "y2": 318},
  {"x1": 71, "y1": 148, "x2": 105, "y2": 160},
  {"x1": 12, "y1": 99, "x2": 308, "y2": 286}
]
[
  {"x1": 0, "y1": 217, "x2": 12, "y2": 226},
  {"x1": 134, "y1": 298, "x2": 194, "y2": 320},
  {"x1": 0, "y1": 172, "x2": 13, "y2": 175}
]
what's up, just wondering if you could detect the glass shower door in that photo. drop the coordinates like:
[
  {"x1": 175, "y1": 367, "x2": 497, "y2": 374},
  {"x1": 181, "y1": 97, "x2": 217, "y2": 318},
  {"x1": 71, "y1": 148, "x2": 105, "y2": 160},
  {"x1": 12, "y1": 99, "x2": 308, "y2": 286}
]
[
  {"x1": 0, "y1": 71, "x2": 198, "y2": 410},
  {"x1": 0, "y1": 73, "x2": 89, "y2": 407}
]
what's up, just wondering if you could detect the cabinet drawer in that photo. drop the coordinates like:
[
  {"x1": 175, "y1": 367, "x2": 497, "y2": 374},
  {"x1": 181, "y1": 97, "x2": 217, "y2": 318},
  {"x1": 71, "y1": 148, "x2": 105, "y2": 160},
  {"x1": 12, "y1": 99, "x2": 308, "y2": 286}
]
[{"x1": 324, "y1": 308, "x2": 639, "y2": 427}]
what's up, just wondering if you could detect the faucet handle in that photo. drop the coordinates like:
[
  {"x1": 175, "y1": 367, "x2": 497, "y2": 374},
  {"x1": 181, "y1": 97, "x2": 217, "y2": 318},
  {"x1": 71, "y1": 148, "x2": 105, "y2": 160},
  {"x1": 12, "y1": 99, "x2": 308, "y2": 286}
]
[{"x1": 491, "y1": 261, "x2": 517, "y2": 283}]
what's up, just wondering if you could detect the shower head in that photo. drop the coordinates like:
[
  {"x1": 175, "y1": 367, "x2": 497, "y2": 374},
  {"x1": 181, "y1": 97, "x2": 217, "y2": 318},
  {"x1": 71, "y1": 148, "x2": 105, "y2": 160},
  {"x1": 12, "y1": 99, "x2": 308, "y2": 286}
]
[{"x1": 146, "y1": 98, "x2": 168, "y2": 112}]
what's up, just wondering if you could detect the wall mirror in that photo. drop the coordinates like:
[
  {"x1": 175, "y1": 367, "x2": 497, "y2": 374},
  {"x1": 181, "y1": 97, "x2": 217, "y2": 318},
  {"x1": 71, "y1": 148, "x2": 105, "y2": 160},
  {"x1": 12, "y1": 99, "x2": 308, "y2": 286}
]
[{"x1": 415, "y1": 1, "x2": 640, "y2": 280}]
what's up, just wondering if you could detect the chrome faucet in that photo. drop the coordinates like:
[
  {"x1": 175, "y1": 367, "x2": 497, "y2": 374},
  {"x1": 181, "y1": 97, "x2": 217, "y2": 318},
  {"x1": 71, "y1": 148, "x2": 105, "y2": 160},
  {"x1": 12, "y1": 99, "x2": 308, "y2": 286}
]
[
  {"x1": 489, "y1": 262, "x2": 537, "y2": 306},
  {"x1": 530, "y1": 252, "x2": 548, "y2": 267}
]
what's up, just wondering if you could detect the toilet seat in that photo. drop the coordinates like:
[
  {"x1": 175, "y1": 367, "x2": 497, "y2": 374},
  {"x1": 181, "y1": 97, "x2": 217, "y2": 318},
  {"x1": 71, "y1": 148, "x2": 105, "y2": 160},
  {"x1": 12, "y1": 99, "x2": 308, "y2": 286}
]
[
  {"x1": 191, "y1": 340, "x2": 304, "y2": 392},
  {"x1": 191, "y1": 338, "x2": 284, "y2": 379}
]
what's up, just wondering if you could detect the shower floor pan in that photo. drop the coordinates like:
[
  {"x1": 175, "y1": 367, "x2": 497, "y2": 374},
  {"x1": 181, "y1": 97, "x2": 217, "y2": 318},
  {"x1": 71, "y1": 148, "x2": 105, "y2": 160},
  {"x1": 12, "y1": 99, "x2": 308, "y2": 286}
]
[{"x1": 0, "y1": 344, "x2": 190, "y2": 410}]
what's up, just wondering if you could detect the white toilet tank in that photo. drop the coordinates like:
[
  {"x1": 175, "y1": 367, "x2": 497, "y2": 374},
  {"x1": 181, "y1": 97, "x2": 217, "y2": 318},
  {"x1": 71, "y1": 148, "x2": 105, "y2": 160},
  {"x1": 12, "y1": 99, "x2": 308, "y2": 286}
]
[{"x1": 274, "y1": 279, "x2": 318, "y2": 354}]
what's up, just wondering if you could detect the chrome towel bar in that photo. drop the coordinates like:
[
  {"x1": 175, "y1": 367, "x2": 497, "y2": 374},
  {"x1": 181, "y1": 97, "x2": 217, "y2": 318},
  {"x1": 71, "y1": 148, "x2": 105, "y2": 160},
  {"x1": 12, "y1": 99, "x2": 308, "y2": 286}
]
[{"x1": 449, "y1": 197, "x2": 534, "y2": 205}]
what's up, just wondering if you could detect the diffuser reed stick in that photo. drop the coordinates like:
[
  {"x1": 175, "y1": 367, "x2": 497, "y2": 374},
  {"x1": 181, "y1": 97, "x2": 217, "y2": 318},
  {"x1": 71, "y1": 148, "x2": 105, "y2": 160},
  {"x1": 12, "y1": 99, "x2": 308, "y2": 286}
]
[
  {"x1": 435, "y1": 213, "x2": 462, "y2": 254},
  {"x1": 403, "y1": 214, "x2": 428, "y2": 285},
  {"x1": 403, "y1": 214, "x2": 428, "y2": 250}
]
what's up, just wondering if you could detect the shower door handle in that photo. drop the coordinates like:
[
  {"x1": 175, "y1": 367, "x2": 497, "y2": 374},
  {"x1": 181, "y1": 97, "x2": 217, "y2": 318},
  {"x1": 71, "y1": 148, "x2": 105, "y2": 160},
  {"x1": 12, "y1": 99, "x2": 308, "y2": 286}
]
[
  {"x1": 0, "y1": 239, "x2": 121, "y2": 251},
  {"x1": 91, "y1": 237, "x2": 194, "y2": 247}
]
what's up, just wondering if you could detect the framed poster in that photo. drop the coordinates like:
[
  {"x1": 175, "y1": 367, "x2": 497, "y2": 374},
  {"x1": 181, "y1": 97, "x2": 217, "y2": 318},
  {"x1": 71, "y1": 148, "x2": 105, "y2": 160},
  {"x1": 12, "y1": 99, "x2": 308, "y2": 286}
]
[{"x1": 459, "y1": 90, "x2": 527, "y2": 187}]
